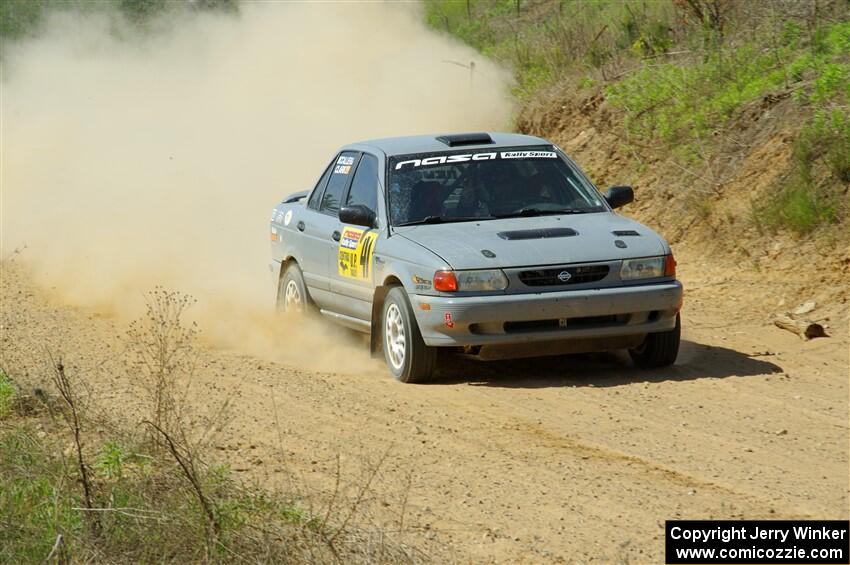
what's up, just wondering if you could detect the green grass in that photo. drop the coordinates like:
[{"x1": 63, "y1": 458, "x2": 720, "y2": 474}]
[
  {"x1": 0, "y1": 369, "x2": 414, "y2": 563},
  {"x1": 424, "y1": 0, "x2": 678, "y2": 97},
  {"x1": 605, "y1": 21, "x2": 850, "y2": 147},
  {"x1": 0, "y1": 408, "x2": 159, "y2": 562},
  {"x1": 0, "y1": 369, "x2": 15, "y2": 419},
  {"x1": 425, "y1": 1, "x2": 849, "y2": 235},
  {"x1": 0, "y1": 421, "x2": 323, "y2": 562},
  {"x1": 756, "y1": 108, "x2": 849, "y2": 235},
  {"x1": 606, "y1": 19, "x2": 850, "y2": 235},
  {"x1": 759, "y1": 175, "x2": 838, "y2": 235},
  {"x1": 0, "y1": 427, "x2": 87, "y2": 563},
  {"x1": 0, "y1": 0, "x2": 49, "y2": 40},
  {"x1": 0, "y1": 0, "x2": 238, "y2": 42}
]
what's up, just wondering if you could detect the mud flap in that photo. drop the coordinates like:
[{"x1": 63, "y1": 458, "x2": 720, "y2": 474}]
[{"x1": 370, "y1": 285, "x2": 390, "y2": 357}]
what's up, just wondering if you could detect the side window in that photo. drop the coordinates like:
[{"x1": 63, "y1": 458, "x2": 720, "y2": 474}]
[
  {"x1": 320, "y1": 151, "x2": 358, "y2": 215},
  {"x1": 308, "y1": 161, "x2": 333, "y2": 210},
  {"x1": 345, "y1": 153, "x2": 378, "y2": 213}
]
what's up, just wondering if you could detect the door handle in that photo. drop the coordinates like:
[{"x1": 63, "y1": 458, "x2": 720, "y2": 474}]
[
  {"x1": 332, "y1": 230, "x2": 341, "y2": 242},
  {"x1": 296, "y1": 221, "x2": 305, "y2": 232}
]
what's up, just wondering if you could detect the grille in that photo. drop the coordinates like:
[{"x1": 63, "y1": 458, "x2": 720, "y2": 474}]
[{"x1": 518, "y1": 264, "x2": 609, "y2": 286}]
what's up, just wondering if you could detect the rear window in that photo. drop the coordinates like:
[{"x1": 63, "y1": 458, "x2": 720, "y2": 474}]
[{"x1": 387, "y1": 146, "x2": 604, "y2": 226}]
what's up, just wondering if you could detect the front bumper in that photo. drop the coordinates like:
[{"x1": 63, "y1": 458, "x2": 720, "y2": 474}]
[{"x1": 411, "y1": 281, "x2": 683, "y2": 347}]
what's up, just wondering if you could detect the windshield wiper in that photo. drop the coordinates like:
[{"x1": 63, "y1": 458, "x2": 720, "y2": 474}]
[
  {"x1": 396, "y1": 215, "x2": 494, "y2": 226},
  {"x1": 494, "y1": 207, "x2": 590, "y2": 219}
]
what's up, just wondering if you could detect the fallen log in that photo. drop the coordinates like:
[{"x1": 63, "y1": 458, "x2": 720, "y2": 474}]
[{"x1": 773, "y1": 314, "x2": 827, "y2": 340}]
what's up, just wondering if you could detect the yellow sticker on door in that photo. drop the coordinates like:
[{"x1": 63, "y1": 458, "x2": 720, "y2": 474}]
[{"x1": 338, "y1": 226, "x2": 378, "y2": 281}]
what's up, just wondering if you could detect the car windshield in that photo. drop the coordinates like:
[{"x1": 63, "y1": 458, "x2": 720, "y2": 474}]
[{"x1": 387, "y1": 147, "x2": 605, "y2": 226}]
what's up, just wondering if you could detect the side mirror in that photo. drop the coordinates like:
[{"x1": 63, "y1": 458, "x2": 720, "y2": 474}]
[
  {"x1": 605, "y1": 186, "x2": 634, "y2": 209},
  {"x1": 339, "y1": 205, "x2": 376, "y2": 228}
]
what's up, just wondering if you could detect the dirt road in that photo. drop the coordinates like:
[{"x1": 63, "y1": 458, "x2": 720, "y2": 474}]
[{"x1": 2, "y1": 245, "x2": 847, "y2": 563}]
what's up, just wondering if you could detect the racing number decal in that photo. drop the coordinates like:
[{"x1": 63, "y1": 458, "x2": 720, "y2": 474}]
[
  {"x1": 338, "y1": 226, "x2": 378, "y2": 281},
  {"x1": 358, "y1": 233, "x2": 376, "y2": 279}
]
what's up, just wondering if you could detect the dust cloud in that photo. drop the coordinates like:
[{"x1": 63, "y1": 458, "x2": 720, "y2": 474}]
[{"x1": 1, "y1": 2, "x2": 513, "y2": 371}]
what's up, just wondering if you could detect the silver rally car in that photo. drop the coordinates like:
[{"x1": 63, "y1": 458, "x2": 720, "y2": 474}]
[{"x1": 270, "y1": 132, "x2": 683, "y2": 382}]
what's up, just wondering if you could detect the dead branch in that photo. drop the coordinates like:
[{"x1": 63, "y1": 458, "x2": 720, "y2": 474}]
[
  {"x1": 49, "y1": 354, "x2": 99, "y2": 537},
  {"x1": 72, "y1": 506, "x2": 162, "y2": 520},
  {"x1": 589, "y1": 24, "x2": 608, "y2": 46},
  {"x1": 142, "y1": 419, "x2": 221, "y2": 539},
  {"x1": 773, "y1": 315, "x2": 827, "y2": 340},
  {"x1": 43, "y1": 533, "x2": 62, "y2": 564},
  {"x1": 322, "y1": 454, "x2": 342, "y2": 531},
  {"x1": 328, "y1": 446, "x2": 392, "y2": 545},
  {"x1": 398, "y1": 470, "x2": 414, "y2": 533}
]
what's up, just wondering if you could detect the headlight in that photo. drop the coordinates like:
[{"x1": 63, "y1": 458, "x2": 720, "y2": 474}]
[
  {"x1": 620, "y1": 256, "x2": 666, "y2": 280},
  {"x1": 457, "y1": 269, "x2": 509, "y2": 291},
  {"x1": 433, "y1": 269, "x2": 508, "y2": 292}
]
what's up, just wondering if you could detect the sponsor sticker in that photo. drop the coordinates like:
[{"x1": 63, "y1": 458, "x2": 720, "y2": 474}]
[
  {"x1": 333, "y1": 164, "x2": 352, "y2": 175},
  {"x1": 340, "y1": 227, "x2": 363, "y2": 250},
  {"x1": 338, "y1": 226, "x2": 378, "y2": 281},
  {"x1": 394, "y1": 150, "x2": 557, "y2": 170},
  {"x1": 412, "y1": 275, "x2": 432, "y2": 291},
  {"x1": 500, "y1": 150, "x2": 557, "y2": 159},
  {"x1": 337, "y1": 155, "x2": 355, "y2": 166},
  {"x1": 444, "y1": 312, "x2": 454, "y2": 329}
]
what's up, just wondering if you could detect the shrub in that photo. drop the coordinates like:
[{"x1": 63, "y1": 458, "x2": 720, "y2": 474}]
[
  {"x1": 0, "y1": 364, "x2": 419, "y2": 563},
  {"x1": 756, "y1": 109, "x2": 848, "y2": 235}
]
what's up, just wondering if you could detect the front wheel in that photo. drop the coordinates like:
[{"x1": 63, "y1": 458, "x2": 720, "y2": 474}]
[
  {"x1": 629, "y1": 314, "x2": 680, "y2": 368},
  {"x1": 382, "y1": 287, "x2": 437, "y2": 383}
]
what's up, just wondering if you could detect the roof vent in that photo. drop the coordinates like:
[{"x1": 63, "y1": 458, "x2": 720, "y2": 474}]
[{"x1": 435, "y1": 132, "x2": 494, "y2": 147}]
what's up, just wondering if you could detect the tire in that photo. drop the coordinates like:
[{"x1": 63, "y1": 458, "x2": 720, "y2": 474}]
[
  {"x1": 277, "y1": 262, "x2": 310, "y2": 314},
  {"x1": 629, "y1": 313, "x2": 681, "y2": 368},
  {"x1": 381, "y1": 287, "x2": 437, "y2": 383}
]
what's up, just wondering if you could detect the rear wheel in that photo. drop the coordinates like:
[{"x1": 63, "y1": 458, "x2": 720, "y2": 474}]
[
  {"x1": 382, "y1": 287, "x2": 437, "y2": 383},
  {"x1": 277, "y1": 263, "x2": 310, "y2": 314},
  {"x1": 629, "y1": 314, "x2": 680, "y2": 368}
]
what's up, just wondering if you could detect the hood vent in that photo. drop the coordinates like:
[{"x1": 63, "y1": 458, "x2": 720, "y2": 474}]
[
  {"x1": 497, "y1": 227, "x2": 578, "y2": 240},
  {"x1": 612, "y1": 230, "x2": 640, "y2": 236}
]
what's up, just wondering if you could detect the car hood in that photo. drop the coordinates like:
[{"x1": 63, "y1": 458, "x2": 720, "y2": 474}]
[{"x1": 394, "y1": 213, "x2": 667, "y2": 269}]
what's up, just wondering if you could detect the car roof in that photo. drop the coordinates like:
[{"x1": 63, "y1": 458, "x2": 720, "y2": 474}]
[{"x1": 345, "y1": 132, "x2": 552, "y2": 157}]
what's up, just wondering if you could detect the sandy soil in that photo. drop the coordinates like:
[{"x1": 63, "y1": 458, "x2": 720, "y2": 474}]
[{"x1": 2, "y1": 248, "x2": 848, "y2": 563}]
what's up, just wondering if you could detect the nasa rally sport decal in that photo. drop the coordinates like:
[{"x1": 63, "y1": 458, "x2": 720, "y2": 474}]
[
  {"x1": 394, "y1": 150, "x2": 557, "y2": 170},
  {"x1": 338, "y1": 226, "x2": 377, "y2": 281}
]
